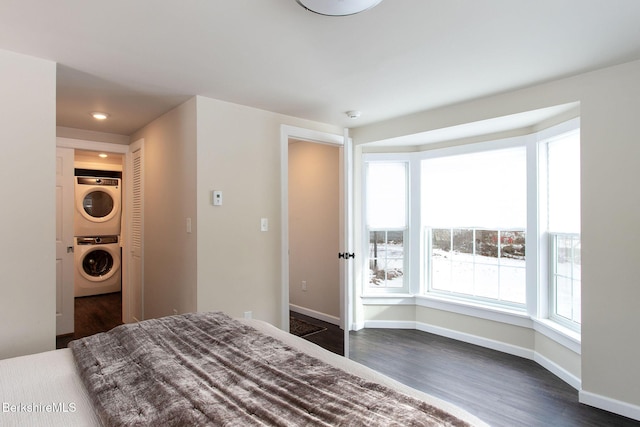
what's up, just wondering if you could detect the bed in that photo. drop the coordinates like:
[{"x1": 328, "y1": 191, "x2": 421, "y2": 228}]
[{"x1": 0, "y1": 312, "x2": 488, "y2": 426}]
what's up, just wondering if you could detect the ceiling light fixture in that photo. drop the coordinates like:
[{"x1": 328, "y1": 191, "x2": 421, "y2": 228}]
[
  {"x1": 296, "y1": 0, "x2": 382, "y2": 16},
  {"x1": 91, "y1": 112, "x2": 110, "y2": 120},
  {"x1": 98, "y1": 153, "x2": 108, "y2": 158}
]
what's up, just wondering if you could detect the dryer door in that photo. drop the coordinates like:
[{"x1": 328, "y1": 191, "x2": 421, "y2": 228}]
[
  {"x1": 82, "y1": 190, "x2": 115, "y2": 219},
  {"x1": 76, "y1": 177, "x2": 120, "y2": 224}
]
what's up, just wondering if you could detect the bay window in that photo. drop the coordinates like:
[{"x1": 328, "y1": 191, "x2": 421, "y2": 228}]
[
  {"x1": 361, "y1": 117, "x2": 580, "y2": 338},
  {"x1": 365, "y1": 160, "x2": 408, "y2": 291}
]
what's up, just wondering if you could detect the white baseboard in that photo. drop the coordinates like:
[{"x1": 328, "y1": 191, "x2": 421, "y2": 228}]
[
  {"x1": 580, "y1": 390, "x2": 640, "y2": 422},
  {"x1": 289, "y1": 304, "x2": 340, "y2": 326},
  {"x1": 364, "y1": 320, "x2": 416, "y2": 329},
  {"x1": 534, "y1": 352, "x2": 581, "y2": 390}
]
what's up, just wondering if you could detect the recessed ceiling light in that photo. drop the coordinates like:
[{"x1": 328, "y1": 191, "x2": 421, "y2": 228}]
[
  {"x1": 296, "y1": 0, "x2": 382, "y2": 16},
  {"x1": 98, "y1": 153, "x2": 108, "y2": 158},
  {"x1": 91, "y1": 112, "x2": 110, "y2": 120}
]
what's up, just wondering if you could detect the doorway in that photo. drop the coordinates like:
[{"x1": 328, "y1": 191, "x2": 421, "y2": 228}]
[
  {"x1": 288, "y1": 140, "x2": 341, "y2": 350},
  {"x1": 55, "y1": 138, "x2": 130, "y2": 343},
  {"x1": 280, "y1": 125, "x2": 352, "y2": 356}
]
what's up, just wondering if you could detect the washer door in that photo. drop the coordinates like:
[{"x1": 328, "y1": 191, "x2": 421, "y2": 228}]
[{"x1": 78, "y1": 246, "x2": 120, "y2": 282}]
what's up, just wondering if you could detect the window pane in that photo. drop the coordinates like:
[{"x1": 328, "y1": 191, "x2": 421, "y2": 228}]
[
  {"x1": 367, "y1": 162, "x2": 407, "y2": 228},
  {"x1": 476, "y1": 229, "x2": 498, "y2": 258},
  {"x1": 368, "y1": 230, "x2": 404, "y2": 288},
  {"x1": 548, "y1": 132, "x2": 580, "y2": 233},
  {"x1": 500, "y1": 266, "x2": 526, "y2": 303},
  {"x1": 555, "y1": 275, "x2": 573, "y2": 319},
  {"x1": 555, "y1": 235, "x2": 573, "y2": 277},
  {"x1": 431, "y1": 228, "x2": 451, "y2": 291},
  {"x1": 475, "y1": 263, "x2": 499, "y2": 299},
  {"x1": 428, "y1": 227, "x2": 526, "y2": 305},
  {"x1": 452, "y1": 229, "x2": 473, "y2": 255},
  {"x1": 422, "y1": 147, "x2": 526, "y2": 229},
  {"x1": 551, "y1": 233, "x2": 581, "y2": 327},
  {"x1": 501, "y1": 231, "x2": 526, "y2": 260}
]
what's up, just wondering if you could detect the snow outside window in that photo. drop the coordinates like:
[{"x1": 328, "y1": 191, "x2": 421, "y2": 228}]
[
  {"x1": 365, "y1": 161, "x2": 408, "y2": 291},
  {"x1": 546, "y1": 130, "x2": 581, "y2": 330},
  {"x1": 422, "y1": 147, "x2": 527, "y2": 306}
]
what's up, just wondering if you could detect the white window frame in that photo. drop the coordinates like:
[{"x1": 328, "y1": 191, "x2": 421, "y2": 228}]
[
  {"x1": 537, "y1": 119, "x2": 581, "y2": 332},
  {"x1": 362, "y1": 154, "x2": 411, "y2": 294}
]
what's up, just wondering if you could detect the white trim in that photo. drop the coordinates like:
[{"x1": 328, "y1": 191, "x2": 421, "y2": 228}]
[
  {"x1": 280, "y1": 125, "x2": 345, "y2": 333},
  {"x1": 534, "y1": 352, "x2": 581, "y2": 390},
  {"x1": 361, "y1": 295, "x2": 415, "y2": 305},
  {"x1": 536, "y1": 117, "x2": 580, "y2": 142},
  {"x1": 580, "y1": 390, "x2": 640, "y2": 422},
  {"x1": 416, "y1": 321, "x2": 535, "y2": 360},
  {"x1": 533, "y1": 318, "x2": 581, "y2": 354},
  {"x1": 289, "y1": 304, "x2": 341, "y2": 326},
  {"x1": 364, "y1": 320, "x2": 417, "y2": 329},
  {"x1": 56, "y1": 137, "x2": 129, "y2": 154}
]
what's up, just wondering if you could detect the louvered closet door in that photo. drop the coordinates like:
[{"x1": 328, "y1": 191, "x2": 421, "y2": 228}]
[{"x1": 129, "y1": 143, "x2": 144, "y2": 322}]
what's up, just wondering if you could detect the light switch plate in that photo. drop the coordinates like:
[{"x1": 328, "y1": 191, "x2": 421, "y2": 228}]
[{"x1": 212, "y1": 190, "x2": 223, "y2": 206}]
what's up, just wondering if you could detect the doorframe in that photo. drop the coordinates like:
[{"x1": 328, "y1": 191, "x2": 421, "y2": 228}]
[
  {"x1": 280, "y1": 125, "x2": 353, "y2": 349},
  {"x1": 55, "y1": 137, "x2": 130, "y2": 324}
]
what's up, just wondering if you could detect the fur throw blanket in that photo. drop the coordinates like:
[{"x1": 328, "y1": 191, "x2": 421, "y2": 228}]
[{"x1": 70, "y1": 312, "x2": 472, "y2": 426}]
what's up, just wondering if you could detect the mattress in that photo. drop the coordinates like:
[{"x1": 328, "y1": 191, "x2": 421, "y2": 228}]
[{"x1": 0, "y1": 317, "x2": 488, "y2": 426}]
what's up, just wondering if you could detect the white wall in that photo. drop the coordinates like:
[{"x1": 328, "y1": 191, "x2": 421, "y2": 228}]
[
  {"x1": 0, "y1": 49, "x2": 56, "y2": 359},
  {"x1": 289, "y1": 140, "x2": 340, "y2": 319},
  {"x1": 195, "y1": 96, "x2": 341, "y2": 326},
  {"x1": 130, "y1": 98, "x2": 198, "y2": 319},
  {"x1": 351, "y1": 59, "x2": 640, "y2": 416}
]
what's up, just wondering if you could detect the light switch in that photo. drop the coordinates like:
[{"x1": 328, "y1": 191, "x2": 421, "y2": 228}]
[
  {"x1": 261, "y1": 218, "x2": 269, "y2": 232},
  {"x1": 212, "y1": 190, "x2": 223, "y2": 206},
  {"x1": 186, "y1": 217, "x2": 192, "y2": 233}
]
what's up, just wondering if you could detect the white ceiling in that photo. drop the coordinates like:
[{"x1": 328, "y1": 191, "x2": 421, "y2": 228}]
[{"x1": 1, "y1": 0, "x2": 640, "y2": 136}]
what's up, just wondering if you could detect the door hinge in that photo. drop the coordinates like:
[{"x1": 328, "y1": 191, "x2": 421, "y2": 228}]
[{"x1": 338, "y1": 252, "x2": 355, "y2": 259}]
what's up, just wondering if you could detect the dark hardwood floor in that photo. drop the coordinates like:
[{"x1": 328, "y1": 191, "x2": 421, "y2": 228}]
[
  {"x1": 56, "y1": 291, "x2": 123, "y2": 348},
  {"x1": 349, "y1": 328, "x2": 640, "y2": 427},
  {"x1": 289, "y1": 311, "x2": 344, "y2": 356}
]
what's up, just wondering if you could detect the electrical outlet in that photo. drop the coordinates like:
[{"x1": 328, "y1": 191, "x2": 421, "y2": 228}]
[
  {"x1": 172, "y1": 308, "x2": 178, "y2": 315},
  {"x1": 243, "y1": 311, "x2": 252, "y2": 319}
]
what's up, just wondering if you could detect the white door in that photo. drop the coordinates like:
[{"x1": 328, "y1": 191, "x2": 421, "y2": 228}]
[
  {"x1": 124, "y1": 139, "x2": 144, "y2": 322},
  {"x1": 56, "y1": 147, "x2": 74, "y2": 335}
]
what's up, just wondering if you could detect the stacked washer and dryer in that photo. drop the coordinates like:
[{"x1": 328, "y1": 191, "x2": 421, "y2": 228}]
[{"x1": 74, "y1": 175, "x2": 122, "y2": 297}]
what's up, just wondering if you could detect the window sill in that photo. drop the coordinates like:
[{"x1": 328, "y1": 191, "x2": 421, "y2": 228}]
[
  {"x1": 361, "y1": 294, "x2": 415, "y2": 305},
  {"x1": 533, "y1": 318, "x2": 581, "y2": 354}
]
